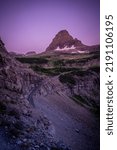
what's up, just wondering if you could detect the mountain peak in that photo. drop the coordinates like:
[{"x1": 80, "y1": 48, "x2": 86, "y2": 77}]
[
  {"x1": 46, "y1": 30, "x2": 83, "y2": 52},
  {"x1": 57, "y1": 29, "x2": 69, "y2": 34},
  {"x1": 56, "y1": 30, "x2": 73, "y2": 38}
]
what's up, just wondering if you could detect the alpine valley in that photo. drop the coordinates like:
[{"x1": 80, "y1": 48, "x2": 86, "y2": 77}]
[{"x1": 0, "y1": 30, "x2": 100, "y2": 150}]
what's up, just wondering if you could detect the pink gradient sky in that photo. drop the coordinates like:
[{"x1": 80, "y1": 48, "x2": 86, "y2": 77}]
[{"x1": 0, "y1": 0, "x2": 100, "y2": 53}]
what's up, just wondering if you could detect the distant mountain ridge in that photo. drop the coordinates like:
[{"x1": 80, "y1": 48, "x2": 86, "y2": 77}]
[{"x1": 25, "y1": 51, "x2": 36, "y2": 56}]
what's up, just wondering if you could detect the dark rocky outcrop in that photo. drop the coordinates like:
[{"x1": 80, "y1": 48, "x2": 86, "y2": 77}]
[
  {"x1": 0, "y1": 38, "x2": 8, "y2": 53},
  {"x1": 0, "y1": 40, "x2": 40, "y2": 95}
]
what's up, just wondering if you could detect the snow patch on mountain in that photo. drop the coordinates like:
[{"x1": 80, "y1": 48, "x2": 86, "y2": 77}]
[
  {"x1": 54, "y1": 45, "x2": 88, "y2": 54},
  {"x1": 55, "y1": 45, "x2": 76, "y2": 51}
]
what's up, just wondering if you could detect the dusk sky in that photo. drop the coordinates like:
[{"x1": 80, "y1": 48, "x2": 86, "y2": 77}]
[{"x1": 0, "y1": 0, "x2": 100, "y2": 53}]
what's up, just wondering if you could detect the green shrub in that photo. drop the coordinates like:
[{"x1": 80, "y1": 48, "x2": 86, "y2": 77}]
[
  {"x1": 71, "y1": 70, "x2": 87, "y2": 77},
  {"x1": 59, "y1": 74, "x2": 76, "y2": 85},
  {"x1": 88, "y1": 66, "x2": 100, "y2": 73},
  {"x1": 30, "y1": 66, "x2": 77, "y2": 76},
  {"x1": 53, "y1": 60, "x2": 65, "y2": 67},
  {"x1": 71, "y1": 94, "x2": 89, "y2": 106},
  {"x1": 90, "y1": 106, "x2": 100, "y2": 117},
  {"x1": 30, "y1": 66, "x2": 59, "y2": 76}
]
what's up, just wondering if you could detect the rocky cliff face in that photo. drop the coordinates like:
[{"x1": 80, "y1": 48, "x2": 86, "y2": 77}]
[
  {"x1": 0, "y1": 38, "x2": 7, "y2": 53},
  {"x1": 0, "y1": 40, "x2": 40, "y2": 98}
]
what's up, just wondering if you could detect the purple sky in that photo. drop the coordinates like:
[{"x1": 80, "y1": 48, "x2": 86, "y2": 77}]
[{"x1": 0, "y1": 0, "x2": 100, "y2": 53}]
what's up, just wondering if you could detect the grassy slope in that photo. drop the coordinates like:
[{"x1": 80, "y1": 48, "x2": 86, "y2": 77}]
[
  {"x1": 16, "y1": 51, "x2": 100, "y2": 75},
  {"x1": 16, "y1": 51, "x2": 100, "y2": 112}
]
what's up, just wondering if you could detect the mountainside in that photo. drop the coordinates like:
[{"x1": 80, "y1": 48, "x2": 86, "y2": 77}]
[
  {"x1": 0, "y1": 39, "x2": 69, "y2": 150},
  {"x1": 0, "y1": 37, "x2": 100, "y2": 150},
  {"x1": 45, "y1": 30, "x2": 99, "y2": 54}
]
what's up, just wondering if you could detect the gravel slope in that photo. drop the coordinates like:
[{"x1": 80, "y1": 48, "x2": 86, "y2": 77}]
[{"x1": 31, "y1": 92, "x2": 99, "y2": 150}]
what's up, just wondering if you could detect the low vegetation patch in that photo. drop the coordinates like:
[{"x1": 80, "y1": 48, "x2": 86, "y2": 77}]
[
  {"x1": 30, "y1": 65, "x2": 82, "y2": 76},
  {"x1": 16, "y1": 57, "x2": 48, "y2": 64},
  {"x1": 71, "y1": 94, "x2": 89, "y2": 106},
  {"x1": 90, "y1": 106, "x2": 100, "y2": 117},
  {"x1": 88, "y1": 66, "x2": 100, "y2": 73},
  {"x1": 30, "y1": 66, "x2": 59, "y2": 76},
  {"x1": 59, "y1": 74, "x2": 76, "y2": 85},
  {"x1": 71, "y1": 94, "x2": 100, "y2": 116},
  {"x1": 53, "y1": 59, "x2": 65, "y2": 67}
]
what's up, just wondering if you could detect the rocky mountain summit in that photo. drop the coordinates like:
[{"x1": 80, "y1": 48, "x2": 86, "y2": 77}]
[
  {"x1": 46, "y1": 30, "x2": 83, "y2": 51},
  {"x1": 45, "y1": 30, "x2": 99, "y2": 54}
]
